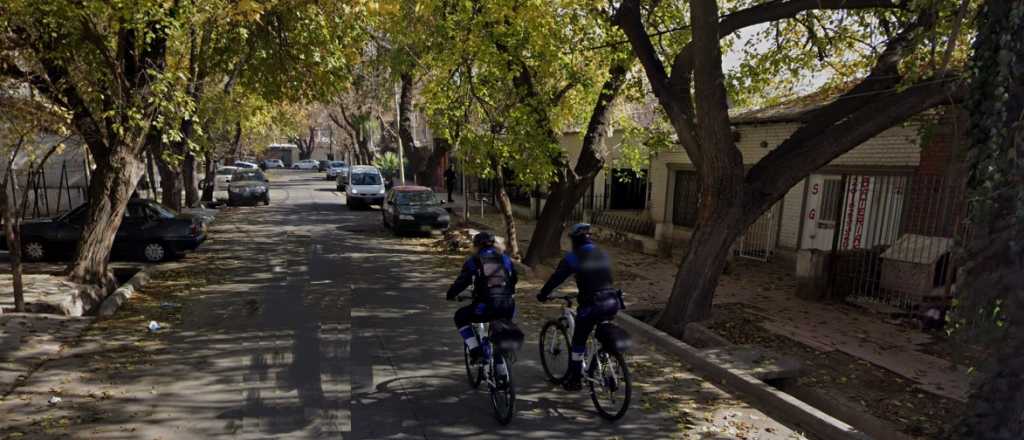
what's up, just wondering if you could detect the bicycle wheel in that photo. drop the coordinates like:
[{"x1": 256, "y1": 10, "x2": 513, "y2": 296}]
[
  {"x1": 464, "y1": 344, "x2": 483, "y2": 389},
  {"x1": 489, "y1": 352, "x2": 516, "y2": 425},
  {"x1": 539, "y1": 320, "x2": 571, "y2": 383},
  {"x1": 588, "y1": 349, "x2": 632, "y2": 421}
]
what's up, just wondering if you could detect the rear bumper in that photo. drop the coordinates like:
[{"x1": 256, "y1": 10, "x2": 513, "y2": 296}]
[
  {"x1": 396, "y1": 220, "x2": 449, "y2": 233},
  {"x1": 348, "y1": 194, "x2": 384, "y2": 205}
]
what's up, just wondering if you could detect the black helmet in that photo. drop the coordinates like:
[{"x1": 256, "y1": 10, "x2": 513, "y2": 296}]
[
  {"x1": 473, "y1": 231, "x2": 496, "y2": 248},
  {"x1": 569, "y1": 223, "x2": 592, "y2": 241}
]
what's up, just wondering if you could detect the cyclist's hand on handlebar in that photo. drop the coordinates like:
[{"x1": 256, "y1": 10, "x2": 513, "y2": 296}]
[{"x1": 536, "y1": 292, "x2": 549, "y2": 303}]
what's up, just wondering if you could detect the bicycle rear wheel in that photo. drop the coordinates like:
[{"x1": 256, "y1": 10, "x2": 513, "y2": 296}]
[
  {"x1": 539, "y1": 320, "x2": 571, "y2": 383},
  {"x1": 588, "y1": 349, "x2": 631, "y2": 421},
  {"x1": 464, "y1": 344, "x2": 483, "y2": 389},
  {"x1": 489, "y1": 352, "x2": 515, "y2": 425}
]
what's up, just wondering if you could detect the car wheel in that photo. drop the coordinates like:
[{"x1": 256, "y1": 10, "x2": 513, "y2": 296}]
[
  {"x1": 263, "y1": 196, "x2": 270, "y2": 206},
  {"x1": 22, "y1": 239, "x2": 46, "y2": 262},
  {"x1": 142, "y1": 242, "x2": 168, "y2": 263}
]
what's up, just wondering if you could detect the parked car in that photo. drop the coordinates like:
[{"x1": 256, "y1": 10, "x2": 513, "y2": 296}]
[
  {"x1": 4, "y1": 199, "x2": 206, "y2": 263},
  {"x1": 263, "y1": 159, "x2": 285, "y2": 169},
  {"x1": 345, "y1": 165, "x2": 385, "y2": 209},
  {"x1": 317, "y1": 160, "x2": 330, "y2": 172},
  {"x1": 336, "y1": 169, "x2": 349, "y2": 191},
  {"x1": 234, "y1": 160, "x2": 259, "y2": 169},
  {"x1": 227, "y1": 169, "x2": 270, "y2": 206},
  {"x1": 292, "y1": 159, "x2": 319, "y2": 170},
  {"x1": 382, "y1": 186, "x2": 450, "y2": 234},
  {"x1": 212, "y1": 166, "x2": 238, "y2": 202},
  {"x1": 325, "y1": 161, "x2": 348, "y2": 181}
]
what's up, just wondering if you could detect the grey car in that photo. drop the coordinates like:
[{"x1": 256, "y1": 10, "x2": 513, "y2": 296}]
[{"x1": 227, "y1": 170, "x2": 270, "y2": 206}]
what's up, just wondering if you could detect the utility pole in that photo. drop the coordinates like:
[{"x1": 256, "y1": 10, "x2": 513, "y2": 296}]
[{"x1": 395, "y1": 82, "x2": 406, "y2": 184}]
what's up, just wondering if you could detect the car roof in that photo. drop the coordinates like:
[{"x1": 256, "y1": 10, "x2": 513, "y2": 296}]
[
  {"x1": 393, "y1": 185, "x2": 431, "y2": 192},
  {"x1": 350, "y1": 165, "x2": 379, "y2": 172},
  {"x1": 218, "y1": 166, "x2": 238, "y2": 170}
]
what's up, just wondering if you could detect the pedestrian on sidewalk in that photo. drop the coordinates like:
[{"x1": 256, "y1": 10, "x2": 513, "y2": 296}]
[{"x1": 444, "y1": 165, "x2": 456, "y2": 202}]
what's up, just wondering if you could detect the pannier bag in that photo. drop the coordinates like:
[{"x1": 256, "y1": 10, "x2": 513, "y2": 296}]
[
  {"x1": 595, "y1": 322, "x2": 632, "y2": 353},
  {"x1": 490, "y1": 319, "x2": 525, "y2": 352}
]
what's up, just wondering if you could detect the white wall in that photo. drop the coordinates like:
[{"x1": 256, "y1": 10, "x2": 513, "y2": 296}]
[{"x1": 649, "y1": 122, "x2": 923, "y2": 248}]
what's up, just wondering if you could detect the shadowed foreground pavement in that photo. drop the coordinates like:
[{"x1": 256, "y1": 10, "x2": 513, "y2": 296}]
[{"x1": 0, "y1": 171, "x2": 802, "y2": 439}]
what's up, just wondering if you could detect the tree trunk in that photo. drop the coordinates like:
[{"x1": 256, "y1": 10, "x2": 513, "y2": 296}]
[
  {"x1": 66, "y1": 147, "x2": 145, "y2": 289},
  {"x1": 654, "y1": 0, "x2": 749, "y2": 333},
  {"x1": 1, "y1": 177, "x2": 25, "y2": 312},
  {"x1": 946, "y1": 1, "x2": 1024, "y2": 437},
  {"x1": 231, "y1": 120, "x2": 243, "y2": 162},
  {"x1": 655, "y1": 210, "x2": 745, "y2": 335},
  {"x1": 155, "y1": 156, "x2": 183, "y2": 211},
  {"x1": 494, "y1": 167, "x2": 520, "y2": 259},
  {"x1": 523, "y1": 61, "x2": 629, "y2": 267},
  {"x1": 200, "y1": 152, "x2": 214, "y2": 202},
  {"x1": 183, "y1": 151, "x2": 199, "y2": 207},
  {"x1": 145, "y1": 151, "x2": 158, "y2": 200},
  {"x1": 398, "y1": 73, "x2": 416, "y2": 153}
]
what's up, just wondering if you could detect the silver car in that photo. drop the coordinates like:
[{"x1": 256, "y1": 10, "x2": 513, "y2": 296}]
[{"x1": 325, "y1": 161, "x2": 349, "y2": 180}]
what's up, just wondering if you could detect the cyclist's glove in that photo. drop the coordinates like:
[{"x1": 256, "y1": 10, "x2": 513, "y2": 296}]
[{"x1": 536, "y1": 292, "x2": 548, "y2": 303}]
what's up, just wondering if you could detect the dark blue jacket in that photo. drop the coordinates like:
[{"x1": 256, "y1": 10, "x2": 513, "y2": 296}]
[
  {"x1": 446, "y1": 247, "x2": 517, "y2": 300},
  {"x1": 539, "y1": 242, "x2": 615, "y2": 301}
]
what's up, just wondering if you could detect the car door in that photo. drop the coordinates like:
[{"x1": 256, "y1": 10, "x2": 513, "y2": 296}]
[
  {"x1": 55, "y1": 207, "x2": 87, "y2": 248},
  {"x1": 113, "y1": 203, "x2": 150, "y2": 254}
]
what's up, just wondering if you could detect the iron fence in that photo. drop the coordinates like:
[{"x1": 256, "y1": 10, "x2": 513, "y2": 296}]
[{"x1": 826, "y1": 173, "x2": 969, "y2": 311}]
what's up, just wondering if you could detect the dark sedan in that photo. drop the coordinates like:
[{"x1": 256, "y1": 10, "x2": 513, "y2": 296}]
[
  {"x1": 4, "y1": 199, "x2": 206, "y2": 263},
  {"x1": 381, "y1": 186, "x2": 451, "y2": 235},
  {"x1": 227, "y1": 169, "x2": 270, "y2": 206}
]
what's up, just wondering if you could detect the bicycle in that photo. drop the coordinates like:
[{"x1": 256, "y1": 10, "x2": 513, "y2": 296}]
[
  {"x1": 538, "y1": 294, "x2": 633, "y2": 421},
  {"x1": 456, "y1": 296, "x2": 523, "y2": 425}
]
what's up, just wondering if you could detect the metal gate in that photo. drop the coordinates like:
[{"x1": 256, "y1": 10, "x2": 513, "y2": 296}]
[
  {"x1": 827, "y1": 174, "x2": 969, "y2": 310},
  {"x1": 737, "y1": 202, "x2": 781, "y2": 261}
]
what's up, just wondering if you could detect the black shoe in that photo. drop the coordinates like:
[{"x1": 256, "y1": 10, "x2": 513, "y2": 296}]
[
  {"x1": 469, "y1": 346, "x2": 484, "y2": 364},
  {"x1": 562, "y1": 371, "x2": 583, "y2": 391}
]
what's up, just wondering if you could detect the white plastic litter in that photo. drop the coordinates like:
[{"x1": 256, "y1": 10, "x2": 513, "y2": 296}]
[
  {"x1": 48, "y1": 396, "x2": 62, "y2": 405},
  {"x1": 148, "y1": 321, "x2": 161, "y2": 332}
]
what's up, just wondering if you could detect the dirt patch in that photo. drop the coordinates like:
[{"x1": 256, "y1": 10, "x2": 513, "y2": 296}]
[{"x1": 705, "y1": 303, "x2": 964, "y2": 439}]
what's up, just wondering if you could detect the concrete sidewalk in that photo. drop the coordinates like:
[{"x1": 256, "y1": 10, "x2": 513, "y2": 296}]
[{"x1": 452, "y1": 197, "x2": 971, "y2": 404}]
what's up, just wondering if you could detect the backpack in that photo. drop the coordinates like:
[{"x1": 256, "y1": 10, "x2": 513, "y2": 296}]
[{"x1": 474, "y1": 252, "x2": 513, "y2": 300}]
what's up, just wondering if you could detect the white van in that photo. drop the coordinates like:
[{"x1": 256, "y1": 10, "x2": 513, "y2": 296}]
[{"x1": 345, "y1": 165, "x2": 385, "y2": 209}]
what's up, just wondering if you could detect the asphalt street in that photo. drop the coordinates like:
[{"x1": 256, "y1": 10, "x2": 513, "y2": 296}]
[
  {"x1": 1, "y1": 170, "x2": 800, "y2": 439},
  {"x1": 142, "y1": 170, "x2": 677, "y2": 439}
]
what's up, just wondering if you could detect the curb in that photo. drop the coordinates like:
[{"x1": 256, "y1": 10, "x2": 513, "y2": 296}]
[
  {"x1": 615, "y1": 313, "x2": 871, "y2": 440},
  {"x1": 97, "y1": 264, "x2": 167, "y2": 318}
]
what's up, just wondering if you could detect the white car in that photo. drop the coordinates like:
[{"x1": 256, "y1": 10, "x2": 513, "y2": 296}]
[
  {"x1": 346, "y1": 165, "x2": 385, "y2": 209},
  {"x1": 234, "y1": 161, "x2": 259, "y2": 169},
  {"x1": 212, "y1": 166, "x2": 238, "y2": 201},
  {"x1": 263, "y1": 159, "x2": 285, "y2": 169},
  {"x1": 292, "y1": 159, "x2": 319, "y2": 170},
  {"x1": 325, "y1": 161, "x2": 349, "y2": 180}
]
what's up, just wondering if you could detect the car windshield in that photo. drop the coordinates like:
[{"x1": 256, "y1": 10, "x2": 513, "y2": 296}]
[
  {"x1": 351, "y1": 173, "x2": 381, "y2": 185},
  {"x1": 216, "y1": 168, "x2": 236, "y2": 175},
  {"x1": 329, "y1": 161, "x2": 346, "y2": 168},
  {"x1": 397, "y1": 191, "x2": 439, "y2": 206},
  {"x1": 142, "y1": 201, "x2": 176, "y2": 219},
  {"x1": 232, "y1": 172, "x2": 265, "y2": 182}
]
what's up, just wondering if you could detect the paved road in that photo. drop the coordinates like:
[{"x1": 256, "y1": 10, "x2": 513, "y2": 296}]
[{"x1": 0, "y1": 170, "x2": 800, "y2": 439}]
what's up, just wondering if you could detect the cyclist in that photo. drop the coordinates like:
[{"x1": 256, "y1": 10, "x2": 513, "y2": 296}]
[
  {"x1": 446, "y1": 231, "x2": 518, "y2": 364},
  {"x1": 537, "y1": 223, "x2": 622, "y2": 390}
]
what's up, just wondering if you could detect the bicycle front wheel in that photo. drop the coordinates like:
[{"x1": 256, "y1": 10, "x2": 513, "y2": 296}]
[
  {"x1": 464, "y1": 344, "x2": 483, "y2": 389},
  {"x1": 490, "y1": 352, "x2": 516, "y2": 425},
  {"x1": 588, "y1": 349, "x2": 632, "y2": 421},
  {"x1": 539, "y1": 320, "x2": 571, "y2": 383}
]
